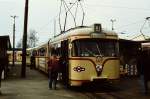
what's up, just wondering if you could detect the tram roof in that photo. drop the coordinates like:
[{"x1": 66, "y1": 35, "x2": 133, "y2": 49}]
[{"x1": 50, "y1": 25, "x2": 117, "y2": 43}]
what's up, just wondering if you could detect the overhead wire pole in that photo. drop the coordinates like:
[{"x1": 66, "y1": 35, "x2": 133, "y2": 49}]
[
  {"x1": 146, "y1": 17, "x2": 150, "y2": 28},
  {"x1": 21, "y1": 0, "x2": 29, "y2": 78},
  {"x1": 140, "y1": 17, "x2": 150, "y2": 40},
  {"x1": 11, "y1": 15, "x2": 18, "y2": 67},
  {"x1": 132, "y1": 17, "x2": 150, "y2": 40}
]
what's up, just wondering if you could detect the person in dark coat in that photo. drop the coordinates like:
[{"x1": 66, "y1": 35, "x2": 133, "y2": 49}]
[
  {"x1": 137, "y1": 49, "x2": 150, "y2": 94},
  {"x1": 48, "y1": 55, "x2": 59, "y2": 90},
  {"x1": 30, "y1": 55, "x2": 35, "y2": 69},
  {"x1": 0, "y1": 56, "x2": 7, "y2": 94},
  {"x1": 0, "y1": 58, "x2": 3, "y2": 94}
]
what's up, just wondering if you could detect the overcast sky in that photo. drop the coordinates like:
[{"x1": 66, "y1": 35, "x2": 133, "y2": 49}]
[{"x1": 0, "y1": 0, "x2": 150, "y2": 46}]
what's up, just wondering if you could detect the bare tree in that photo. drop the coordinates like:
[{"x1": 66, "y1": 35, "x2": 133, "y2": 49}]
[
  {"x1": 27, "y1": 29, "x2": 38, "y2": 48},
  {"x1": 16, "y1": 39, "x2": 22, "y2": 48},
  {"x1": 16, "y1": 29, "x2": 39, "y2": 48}
]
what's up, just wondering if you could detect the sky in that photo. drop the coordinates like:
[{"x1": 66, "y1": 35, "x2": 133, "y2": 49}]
[{"x1": 0, "y1": 0, "x2": 150, "y2": 46}]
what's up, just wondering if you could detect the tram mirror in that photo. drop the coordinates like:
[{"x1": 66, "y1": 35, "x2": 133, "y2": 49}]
[{"x1": 69, "y1": 43, "x2": 72, "y2": 49}]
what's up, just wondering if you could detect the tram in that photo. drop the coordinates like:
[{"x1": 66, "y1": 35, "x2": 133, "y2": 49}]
[
  {"x1": 34, "y1": 23, "x2": 120, "y2": 86},
  {"x1": 32, "y1": 44, "x2": 49, "y2": 72},
  {"x1": 7, "y1": 50, "x2": 22, "y2": 64},
  {"x1": 7, "y1": 49, "x2": 31, "y2": 65}
]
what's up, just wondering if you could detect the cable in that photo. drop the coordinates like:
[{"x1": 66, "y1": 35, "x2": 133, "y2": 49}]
[
  {"x1": 62, "y1": 0, "x2": 68, "y2": 31},
  {"x1": 75, "y1": 1, "x2": 79, "y2": 21},
  {"x1": 85, "y1": 3, "x2": 150, "y2": 11},
  {"x1": 38, "y1": 0, "x2": 84, "y2": 33},
  {"x1": 140, "y1": 20, "x2": 147, "y2": 34},
  {"x1": 62, "y1": 0, "x2": 77, "y2": 27},
  {"x1": 59, "y1": 0, "x2": 63, "y2": 32},
  {"x1": 116, "y1": 20, "x2": 144, "y2": 30},
  {"x1": 79, "y1": 0, "x2": 85, "y2": 26},
  {"x1": 147, "y1": 18, "x2": 150, "y2": 28},
  {"x1": 37, "y1": 22, "x2": 51, "y2": 32},
  {"x1": 131, "y1": 18, "x2": 150, "y2": 40}
]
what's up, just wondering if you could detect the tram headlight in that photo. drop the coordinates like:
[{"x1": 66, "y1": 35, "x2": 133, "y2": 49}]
[{"x1": 96, "y1": 64, "x2": 102, "y2": 72}]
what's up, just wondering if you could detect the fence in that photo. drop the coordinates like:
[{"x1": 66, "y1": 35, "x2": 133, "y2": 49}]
[{"x1": 120, "y1": 64, "x2": 138, "y2": 77}]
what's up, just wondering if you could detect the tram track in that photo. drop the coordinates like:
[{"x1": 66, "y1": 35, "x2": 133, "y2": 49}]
[
  {"x1": 82, "y1": 92, "x2": 124, "y2": 99},
  {"x1": 74, "y1": 82, "x2": 125, "y2": 99}
]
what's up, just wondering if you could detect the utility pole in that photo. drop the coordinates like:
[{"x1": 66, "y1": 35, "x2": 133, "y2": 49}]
[
  {"x1": 11, "y1": 15, "x2": 18, "y2": 67},
  {"x1": 110, "y1": 19, "x2": 116, "y2": 31},
  {"x1": 21, "y1": 0, "x2": 29, "y2": 78}
]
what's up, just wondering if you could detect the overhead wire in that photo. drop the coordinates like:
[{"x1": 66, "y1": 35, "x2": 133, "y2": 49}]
[
  {"x1": 79, "y1": 0, "x2": 85, "y2": 26},
  {"x1": 147, "y1": 18, "x2": 150, "y2": 28},
  {"x1": 62, "y1": 0, "x2": 77, "y2": 27},
  {"x1": 140, "y1": 19, "x2": 147, "y2": 34},
  {"x1": 115, "y1": 20, "x2": 144, "y2": 30},
  {"x1": 38, "y1": 1, "x2": 150, "y2": 33},
  {"x1": 38, "y1": 0, "x2": 86, "y2": 33},
  {"x1": 37, "y1": 17, "x2": 56, "y2": 33},
  {"x1": 131, "y1": 18, "x2": 150, "y2": 40},
  {"x1": 74, "y1": 1, "x2": 79, "y2": 22},
  {"x1": 59, "y1": 0, "x2": 63, "y2": 32},
  {"x1": 39, "y1": 0, "x2": 85, "y2": 33},
  {"x1": 85, "y1": 3, "x2": 150, "y2": 11}
]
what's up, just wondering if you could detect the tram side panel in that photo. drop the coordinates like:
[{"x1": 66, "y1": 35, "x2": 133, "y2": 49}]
[{"x1": 38, "y1": 57, "x2": 48, "y2": 73}]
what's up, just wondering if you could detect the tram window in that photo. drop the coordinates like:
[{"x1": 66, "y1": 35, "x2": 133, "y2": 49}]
[
  {"x1": 32, "y1": 50, "x2": 37, "y2": 56},
  {"x1": 51, "y1": 48, "x2": 57, "y2": 56},
  {"x1": 31, "y1": 50, "x2": 36, "y2": 56},
  {"x1": 105, "y1": 42, "x2": 117, "y2": 56},
  {"x1": 39, "y1": 48, "x2": 46, "y2": 56},
  {"x1": 55, "y1": 47, "x2": 61, "y2": 56},
  {"x1": 72, "y1": 39, "x2": 118, "y2": 57}
]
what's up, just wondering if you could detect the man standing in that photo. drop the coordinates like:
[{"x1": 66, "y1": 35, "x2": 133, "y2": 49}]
[
  {"x1": 137, "y1": 49, "x2": 150, "y2": 94},
  {"x1": 30, "y1": 55, "x2": 35, "y2": 69},
  {"x1": 48, "y1": 55, "x2": 59, "y2": 90}
]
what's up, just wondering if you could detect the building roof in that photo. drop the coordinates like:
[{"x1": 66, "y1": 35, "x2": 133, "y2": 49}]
[
  {"x1": 0, "y1": 35, "x2": 12, "y2": 49},
  {"x1": 131, "y1": 34, "x2": 150, "y2": 41}
]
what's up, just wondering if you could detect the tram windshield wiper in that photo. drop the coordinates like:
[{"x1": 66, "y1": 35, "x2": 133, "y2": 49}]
[{"x1": 96, "y1": 43, "x2": 103, "y2": 57}]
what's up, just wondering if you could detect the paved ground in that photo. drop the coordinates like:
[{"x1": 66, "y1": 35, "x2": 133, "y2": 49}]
[
  {"x1": 0, "y1": 65, "x2": 87, "y2": 99},
  {"x1": 0, "y1": 64, "x2": 150, "y2": 99}
]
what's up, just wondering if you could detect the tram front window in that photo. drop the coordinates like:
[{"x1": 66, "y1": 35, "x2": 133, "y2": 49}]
[{"x1": 72, "y1": 39, "x2": 118, "y2": 57}]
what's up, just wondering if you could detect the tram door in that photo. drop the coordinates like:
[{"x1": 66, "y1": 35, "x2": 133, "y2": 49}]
[{"x1": 61, "y1": 40, "x2": 69, "y2": 86}]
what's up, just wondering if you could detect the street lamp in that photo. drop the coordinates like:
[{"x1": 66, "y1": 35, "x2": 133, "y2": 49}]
[
  {"x1": 11, "y1": 15, "x2": 18, "y2": 67},
  {"x1": 110, "y1": 19, "x2": 116, "y2": 31}
]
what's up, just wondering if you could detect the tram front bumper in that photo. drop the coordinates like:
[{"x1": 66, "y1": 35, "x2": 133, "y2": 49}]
[{"x1": 91, "y1": 76, "x2": 108, "y2": 82}]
